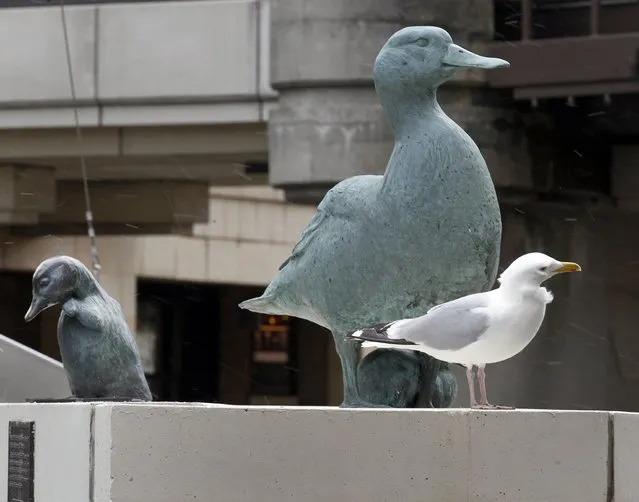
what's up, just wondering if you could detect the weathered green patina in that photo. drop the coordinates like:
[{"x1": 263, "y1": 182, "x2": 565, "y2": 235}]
[{"x1": 240, "y1": 27, "x2": 508, "y2": 407}]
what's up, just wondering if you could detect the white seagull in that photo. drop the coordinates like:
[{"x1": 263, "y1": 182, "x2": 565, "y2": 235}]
[{"x1": 346, "y1": 252, "x2": 581, "y2": 409}]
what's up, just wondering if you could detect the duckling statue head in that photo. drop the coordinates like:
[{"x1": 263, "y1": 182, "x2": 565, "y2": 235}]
[{"x1": 25, "y1": 256, "x2": 94, "y2": 322}]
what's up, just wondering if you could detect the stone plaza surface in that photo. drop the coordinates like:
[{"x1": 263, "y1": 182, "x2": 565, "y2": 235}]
[{"x1": 0, "y1": 404, "x2": 633, "y2": 501}]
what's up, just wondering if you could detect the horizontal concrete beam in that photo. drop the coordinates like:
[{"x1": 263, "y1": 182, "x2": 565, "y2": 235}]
[
  {"x1": 3, "y1": 404, "x2": 632, "y2": 502},
  {"x1": 26, "y1": 181, "x2": 210, "y2": 232},
  {"x1": 0, "y1": 102, "x2": 277, "y2": 129},
  {"x1": 9, "y1": 223, "x2": 198, "y2": 237},
  {"x1": 0, "y1": 1, "x2": 276, "y2": 127},
  {"x1": 0, "y1": 125, "x2": 268, "y2": 184},
  {"x1": 52, "y1": 162, "x2": 269, "y2": 183},
  {"x1": 0, "y1": 124, "x2": 267, "y2": 160}
]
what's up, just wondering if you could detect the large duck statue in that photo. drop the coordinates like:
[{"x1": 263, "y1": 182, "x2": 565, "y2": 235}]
[{"x1": 240, "y1": 26, "x2": 509, "y2": 407}]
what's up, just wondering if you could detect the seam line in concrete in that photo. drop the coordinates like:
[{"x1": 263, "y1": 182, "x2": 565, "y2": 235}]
[
  {"x1": 255, "y1": 0, "x2": 264, "y2": 122},
  {"x1": 94, "y1": 6, "x2": 102, "y2": 126},
  {"x1": 607, "y1": 412, "x2": 615, "y2": 502},
  {"x1": 89, "y1": 404, "x2": 96, "y2": 502}
]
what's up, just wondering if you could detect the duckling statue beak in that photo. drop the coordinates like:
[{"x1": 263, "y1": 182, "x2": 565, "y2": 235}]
[
  {"x1": 24, "y1": 295, "x2": 53, "y2": 322},
  {"x1": 443, "y1": 43, "x2": 509, "y2": 70}
]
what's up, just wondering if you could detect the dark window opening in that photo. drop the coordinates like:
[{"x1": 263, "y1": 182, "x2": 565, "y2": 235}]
[
  {"x1": 250, "y1": 314, "x2": 298, "y2": 397},
  {"x1": 137, "y1": 279, "x2": 220, "y2": 403}
]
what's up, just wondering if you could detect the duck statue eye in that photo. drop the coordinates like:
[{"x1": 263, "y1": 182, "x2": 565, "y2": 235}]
[
  {"x1": 39, "y1": 277, "x2": 50, "y2": 287},
  {"x1": 416, "y1": 38, "x2": 430, "y2": 48}
]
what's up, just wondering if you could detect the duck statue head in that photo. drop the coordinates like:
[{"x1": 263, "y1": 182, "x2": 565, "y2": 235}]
[{"x1": 373, "y1": 27, "x2": 509, "y2": 133}]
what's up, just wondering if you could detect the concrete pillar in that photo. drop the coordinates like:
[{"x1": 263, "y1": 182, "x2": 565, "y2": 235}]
[
  {"x1": 268, "y1": 0, "x2": 546, "y2": 202},
  {"x1": 611, "y1": 145, "x2": 639, "y2": 212},
  {"x1": 268, "y1": 0, "x2": 400, "y2": 202},
  {"x1": 448, "y1": 201, "x2": 639, "y2": 412},
  {"x1": 405, "y1": 0, "x2": 564, "y2": 197}
]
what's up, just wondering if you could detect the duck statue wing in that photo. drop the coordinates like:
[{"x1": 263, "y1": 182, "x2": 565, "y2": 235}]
[
  {"x1": 278, "y1": 175, "x2": 378, "y2": 271},
  {"x1": 238, "y1": 175, "x2": 380, "y2": 319},
  {"x1": 278, "y1": 205, "x2": 329, "y2": 271}
]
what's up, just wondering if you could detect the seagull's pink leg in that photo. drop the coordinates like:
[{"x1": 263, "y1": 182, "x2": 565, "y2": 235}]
[
  {"x1": 466, "y1": 366, "x2": 478, "y2": 408},
  {"x1": 474, "y1": 364, "x2": 514, "y2": 410}
]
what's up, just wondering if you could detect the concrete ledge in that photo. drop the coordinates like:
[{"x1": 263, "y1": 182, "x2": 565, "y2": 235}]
[
  {"x1": 3, "y1": 404, "x2": 636, "y2": 501},
  {"x1": 95, "y1": 406, "x2": 611, "y2": 502},
  {"x1": 102, "y1": 406, "x2": 617, "y2": 502},
  {"x1": 613, "y1": 412, "x2": 639, "y2": 502}
]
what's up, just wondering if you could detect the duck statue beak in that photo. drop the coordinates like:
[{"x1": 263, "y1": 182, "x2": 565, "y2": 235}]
[{"x1": 442, "y1": 44, "x2": 509, "y2": 70}]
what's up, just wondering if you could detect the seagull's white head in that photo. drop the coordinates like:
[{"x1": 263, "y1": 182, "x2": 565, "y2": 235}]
[{"x1": 497, "y1": 252, "x2": 581, "y2": 288}]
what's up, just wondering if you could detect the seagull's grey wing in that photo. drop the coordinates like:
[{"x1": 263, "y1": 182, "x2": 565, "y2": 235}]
[
  {"x1": 426, "y1": 291, "x2": 490, "y2": 314},
  {"x1": 397, "y1": 293, "x2": 491, "y2": 351}
]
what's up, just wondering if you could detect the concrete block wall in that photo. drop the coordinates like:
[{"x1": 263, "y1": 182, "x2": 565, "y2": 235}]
[{"x1": 2, "y1": 404, "x2": 635, "y2": 502}]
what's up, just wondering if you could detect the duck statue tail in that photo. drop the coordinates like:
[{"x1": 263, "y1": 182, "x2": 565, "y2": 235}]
[{"x1": 238, "y1": 294, "x2": 284, "y2": 315}]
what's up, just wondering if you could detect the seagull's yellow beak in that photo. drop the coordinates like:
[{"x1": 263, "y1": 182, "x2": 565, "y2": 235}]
[{"x1": 555, "y1": 262, "x2": 582, "y2": 274}]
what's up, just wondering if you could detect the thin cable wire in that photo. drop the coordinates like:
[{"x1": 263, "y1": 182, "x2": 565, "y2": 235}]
[{"x1": 59, "y1": 0, "x2": 101, "y2": 281}]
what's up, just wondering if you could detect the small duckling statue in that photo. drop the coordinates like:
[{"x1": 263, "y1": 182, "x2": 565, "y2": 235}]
[{"x1": 24, "y1": 256, "x2": 152, "y2": 401}]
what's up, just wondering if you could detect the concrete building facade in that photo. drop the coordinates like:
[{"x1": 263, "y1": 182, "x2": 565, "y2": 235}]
[{"x1": 0, "y1": 0, "x2": 638, "y2": 410}]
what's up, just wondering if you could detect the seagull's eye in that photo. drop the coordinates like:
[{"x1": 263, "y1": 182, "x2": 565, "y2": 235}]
[
  {"x1": 416, "y1": 38, "x2": 430, "y2": 47},
  {"x1": 539, "y1": 266, "x2": 549, "y2": 273}
]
